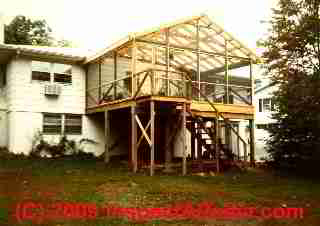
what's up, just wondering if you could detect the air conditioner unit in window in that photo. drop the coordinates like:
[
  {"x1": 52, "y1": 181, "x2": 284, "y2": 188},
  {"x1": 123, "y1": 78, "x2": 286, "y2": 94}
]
[{"x1": 44, "y1": 84, "x2": 61, "y2": 96}]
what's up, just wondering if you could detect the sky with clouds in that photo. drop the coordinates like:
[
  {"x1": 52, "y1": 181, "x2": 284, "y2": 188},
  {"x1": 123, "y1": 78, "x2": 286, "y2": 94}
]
[{"x1": 1, "y1": 0, "x2": 277, "y2": 54}]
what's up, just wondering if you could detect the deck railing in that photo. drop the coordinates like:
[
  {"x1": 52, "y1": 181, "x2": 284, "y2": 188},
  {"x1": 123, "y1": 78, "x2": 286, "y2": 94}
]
[{"x1": 86, "y1": 68, "x2": 252, "y2": 108}]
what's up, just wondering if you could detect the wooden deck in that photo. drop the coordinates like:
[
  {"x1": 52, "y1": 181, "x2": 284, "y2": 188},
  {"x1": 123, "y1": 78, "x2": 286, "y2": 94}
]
[{"x1": 86, "y1": 95, "x2": 254, "y2": 120}]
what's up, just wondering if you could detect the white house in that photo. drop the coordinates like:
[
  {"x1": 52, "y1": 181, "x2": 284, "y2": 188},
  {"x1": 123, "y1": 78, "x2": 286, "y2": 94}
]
[
  {"x1": 254, "y1": 76, "x2": 278, "y2": 160},
  {"x1": 0, "y1": 14, "x2": 261, "y2": 172}
]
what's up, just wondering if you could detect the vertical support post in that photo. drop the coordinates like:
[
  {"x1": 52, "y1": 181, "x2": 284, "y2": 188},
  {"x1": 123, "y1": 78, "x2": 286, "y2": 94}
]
[
  {"x1": 237, "y1": 124, "x2": 240, "y2": 160},
  {"x1": 215, "y1": 115, "x2": 220, "y2": 173},
  {"x1": 164, "y1": 116, "x2": 172, "y2": 172},
  {"x1": 104, "y1": 110, "x2": 110, "y2": 163},
  {"x1": 150, "y1": 101, "x2": 155, "y2": 176},
  {"x1": 225, "y1": 119, "x2": 231, "y2": 151},
  {"x1": 131, "y1": 40, "x2": 137, "y2": 97},
  {"x1": 182, "y1": 103, "x2": 187, "y2": 175},
  {"x1": 98, "y1": 61, "x2": 102, "y2": 101},
  {"x1": 114, "y1": 51, "x2": 117, "y2": 100},
  {"x1": 165, "y1": 29, "x2": 170, "y2": 96},
  {"x1": 191, "y1": 119, "x2": 196, "y2": 160},
  {"x1": 196, "y1": 20, "x2": 201, "y2": 101},
  {"x1": 225, "y1": 40, "x2": 229, "y2": 104},
  {"x1": 249, "y1": 119, "x2": 255, "y2": 166},
  {"x1": 151, "y1": 46, "x2": 156, "y2": 95},
  {"x1": 131, "y1": 106, "x2": 137, "y2": 172},
  {"x1": 243, "y1": 142, "x2": 247, "y2": 162},
  {"x1": 197, "y1": 123, "x2": 202, "y2": 160},
  {"x1": 250, "y1": 59, "x2": 254, "y2": 105}
]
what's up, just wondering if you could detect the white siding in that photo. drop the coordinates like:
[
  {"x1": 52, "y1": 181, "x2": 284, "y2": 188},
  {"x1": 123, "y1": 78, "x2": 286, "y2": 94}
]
[
  {"x1": 6, "y1": 59, "x2": 85, "y2": 114},
  {"x1": 4, "y1": 58, "x2": 100, "y2": 154}
]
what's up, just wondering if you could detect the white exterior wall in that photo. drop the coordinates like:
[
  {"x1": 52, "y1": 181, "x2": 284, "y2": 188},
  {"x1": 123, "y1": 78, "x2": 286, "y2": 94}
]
[
  {"x1": 5, "y1": 58, "x2": 104, "y2": 155},
  {"x1": 254, "y1": 78, "x2": 279, "y2": 160}
]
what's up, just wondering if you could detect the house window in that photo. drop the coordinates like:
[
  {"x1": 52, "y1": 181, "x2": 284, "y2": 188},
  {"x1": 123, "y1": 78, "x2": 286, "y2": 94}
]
[
  {"x1": 31, "y1": 61, "x2": 51, "y2": 82},
  {"x1": 32, "y1": 61, "x2": 72, "y2": 84},
  {"x1": 43, "y1": 113, "x2": 82, "y2": 135},
  {"x1": 65, "y1": 114, "x2": 82, "y2": 135},
  {"x1": 43, "y1": 113, "x2": 62, "y2": 134},
  {"x1": 259, "y1": 98, "x2": 276, "y2": 112},
  {"x1": 53, "y1": 63, "x2": 72, "y2": 84}
]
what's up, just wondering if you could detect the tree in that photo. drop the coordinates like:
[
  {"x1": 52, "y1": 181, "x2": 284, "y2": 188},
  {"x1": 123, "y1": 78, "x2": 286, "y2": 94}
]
[
  {"x1": 5, "y1": 15, "x2": 54, "y2": 46},
  {"x1": 261, "y1": 0, "x2": 320, "y2": 172}
]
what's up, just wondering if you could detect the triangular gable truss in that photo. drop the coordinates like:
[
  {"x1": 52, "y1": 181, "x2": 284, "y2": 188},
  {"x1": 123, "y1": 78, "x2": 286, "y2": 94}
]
[{"x1": 86, "y1": 14, "x2": 261, "y2": 74}]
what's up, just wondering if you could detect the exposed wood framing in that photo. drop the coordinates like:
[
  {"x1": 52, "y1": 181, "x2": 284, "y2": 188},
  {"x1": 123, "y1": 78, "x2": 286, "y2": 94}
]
[
  {"x1": 98, "y1": 61, "x2": 102, "y2": 101},
  {"x1": 166, "y1": 29, "x2": 170, "y2": 95},
  {"x1": 230, "y1": 88, "x2": 251, "y2": 105},
  {"x1": 135, "y1": 115, "x2": 152, "y2": 146},
  {"x1": 196, "y1": 20, "x2": 201, "y2": 100},
  {"x1": 114, "y1": 51, "x2": 117, "y2": 99},
  {"x1": 250, "y1": 59, "x2": 254, "y2": 105},
  {"x1": 131, "y1": 40, "x2": 137, "y2": 97},
  {"x1": 191, "y1": 119, "x2": 196, "y2": 160},
  {"x1": 182, "y1": 103, "x2": 187, "y2": 175},
  {"x1": 104, "y1": 110, "x2": 110, "y2": 163},
  {"x1": 237, "y1": 124, "x2": 240, "y2": 160},
  {"x1": 215, "y1": 116, "x2": 220, "y2": 173},
  {"x1": 249, "y1": 119, "x2": 255, "y2": 166},
  {"x1": 150, "y1": 101, "x2": 155, "y2": 176},
  {"x1": 131, "y1": 106, "x2": 137, "y2": 172},
  {"x1": 225, "y1": 40, "x2": 229, "y2": 104}
]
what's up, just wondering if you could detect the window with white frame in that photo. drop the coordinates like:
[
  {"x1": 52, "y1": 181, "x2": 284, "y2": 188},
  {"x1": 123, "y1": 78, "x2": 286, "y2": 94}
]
[
  {"x1": 43, "y1": 113, "x2": 82, "y2": 135},
  {"x1": 32, "y1": 61, "x2": 72, "y2": 84},
  {"x1": 259, "y1": 98, "x2": 276, "y2": 112},
  {"x1": 43, "y1": 113, "x2": 62, "y2": 134}
]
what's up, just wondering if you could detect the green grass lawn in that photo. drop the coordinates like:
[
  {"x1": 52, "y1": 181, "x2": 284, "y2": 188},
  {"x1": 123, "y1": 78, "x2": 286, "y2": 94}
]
[{"x1": 0, "y1": 157, "x2": 319, "y2": 225}]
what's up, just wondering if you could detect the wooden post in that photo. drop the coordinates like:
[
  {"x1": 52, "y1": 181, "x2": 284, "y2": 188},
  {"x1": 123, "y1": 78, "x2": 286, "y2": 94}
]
[
  {"x1": 164, "y1": 116, "x2": 172, "y2": 172},
  {"x1": 165, "y1": 29, "x2": 170, "y2": 96},
  {"x1": 114, "y1": 51, "x2": 117, "y2": 99},
  {"x1": 182, "y1": 103, "x2": 187, "y2": 175},
  {"x1": 151, "y1": 47, "x2": 156, "y2": 95},
  {"x1": 237, "y1": 123, "x2": 240, "y2": 160},
  {"x1": 131, "y1": 40, "x2": 137, "y2": 97},
  {"x1": 131, "y1": 106, "x2": 137, "y2": 172},
  {"x1": 250, "y1": 59, "x2": 253, "y2": 105},
  {"x1": 98, "y1": 61, "x2": 102, "y2": 101},
  {"x1": 197, "y1": 122, "x2": 202, "y2": 160},
  {"x1": 225, "y1": 119, "x2": 231, "y2": 151},
  {"x1": 191, "y1": 119, "x2": 196, "y2": 160},
  {"x1": 243, "y1": 142, "x2": 247, "y2": 162},
  {"x1": 215, "y1": 115, "x2": 220, "y2": 173},
  {"x1": 225, "y1": 40, "x2": 229, "y2": 104},
  {"x1": 249, "y1": 119, "x2": 255, "y2": 166},
  {"x1": 150, "y1": 101, "x2": 155, "y2": 176},
  {"x1": 196, "y1": 19, "x2": 201, "y2": 101},
  {"x1": 104, "y1": 110, "x2": 110, "y2": 163}
]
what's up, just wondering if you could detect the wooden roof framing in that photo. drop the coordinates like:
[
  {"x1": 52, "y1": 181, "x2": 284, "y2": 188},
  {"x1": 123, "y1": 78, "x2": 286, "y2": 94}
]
[{"x1": 85, "y1": 14, "x2": 262, "y2": 74}]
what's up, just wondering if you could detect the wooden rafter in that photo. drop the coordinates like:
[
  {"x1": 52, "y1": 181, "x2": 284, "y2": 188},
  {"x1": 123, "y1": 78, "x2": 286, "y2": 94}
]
[{"x1": 170, "y1": 30, "x2": 224, "y2": 67}]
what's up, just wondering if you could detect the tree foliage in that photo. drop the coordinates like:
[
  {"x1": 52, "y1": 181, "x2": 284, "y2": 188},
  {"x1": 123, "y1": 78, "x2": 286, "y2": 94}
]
[
  {"x1": 4, "y1": 15, "x2": 74, "y2": 47},
  {"x1": 261, "y1": 0, "x2": 320, "y2": 171},
  {"x1": 5, "y1": 15, "x2": 53, "y2": 46}
]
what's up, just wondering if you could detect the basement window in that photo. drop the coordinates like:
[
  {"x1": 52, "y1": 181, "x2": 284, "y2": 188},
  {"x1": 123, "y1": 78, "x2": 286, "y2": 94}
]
[
  {"x1": 65, "y1": 114, "x2": 82, "y2": 135},
  {"x1": 43, "y1": 113, "x2": 82, "y2": 135},
  {"x1": 43, "y1": 113, "x2": 62, "y2": 134}
]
